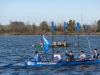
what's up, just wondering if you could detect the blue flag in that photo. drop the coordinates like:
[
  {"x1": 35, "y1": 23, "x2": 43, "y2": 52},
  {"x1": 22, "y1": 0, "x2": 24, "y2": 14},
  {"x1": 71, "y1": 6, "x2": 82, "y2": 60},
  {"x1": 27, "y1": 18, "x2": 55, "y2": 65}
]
[{"x1": 42, "y1": 35, "x2": 50, "y2": 54}]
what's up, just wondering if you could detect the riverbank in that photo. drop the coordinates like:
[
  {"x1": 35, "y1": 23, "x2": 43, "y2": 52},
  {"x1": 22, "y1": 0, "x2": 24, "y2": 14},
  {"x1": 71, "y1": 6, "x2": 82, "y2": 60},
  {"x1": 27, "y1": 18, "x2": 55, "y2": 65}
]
[{"x1": 0, "y1": 33, "x2": 100, "y2": 36}]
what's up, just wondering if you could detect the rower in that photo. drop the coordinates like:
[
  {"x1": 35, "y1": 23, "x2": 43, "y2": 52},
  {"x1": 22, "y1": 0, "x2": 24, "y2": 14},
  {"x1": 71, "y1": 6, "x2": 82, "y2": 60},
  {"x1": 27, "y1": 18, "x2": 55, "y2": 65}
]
[
  {"x1": 92, "y1": 49, "x2": 99, "y2": 59},
  {"x1": 65, "y1": 50, "x2": 74, "y2": 61},
  {"x1": 62, "y1": 40, "x2": 66, "y2": 46},
  {"x1": 79, "y1": 51, "x2": 86, "y2": 61},
  {"x1": 39, "y1": 39, "x2": 42, "y2": 45},
  {"x1": 51, "y1": 41, "x2": 56, "y2": 46},
  {"x1": 34, "y1": 51, "x2": 42, "y2": 62},
  {"x1": 57, "y1": 40, "x2": 62, "y2": 45},
  {"x1": 54, "y1": 51, "x2": 61, "y2": 62}
]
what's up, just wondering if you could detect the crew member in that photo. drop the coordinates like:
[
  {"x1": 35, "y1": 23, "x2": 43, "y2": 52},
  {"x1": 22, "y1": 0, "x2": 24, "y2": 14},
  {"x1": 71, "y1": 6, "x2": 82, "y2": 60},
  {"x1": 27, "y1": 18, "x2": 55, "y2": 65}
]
[
  {"x1": 54, "y1": 51, "x2": 61, "y2": 62},
  {"x1": 57, "y1": 40, "x2": 62, "y2": 45},
  {"x1": 92, "y1": 49, "x2": 99, "y2": 59},
  {"x1": 34, "y1": 51, "x2": 42, "y2": 62},
  {"x1": 65, "y1": 50, "x2": 74, "y2": 61},
  {"x1": 79, "y1": 51, "x2": 86, "y2": 61},
  {"x1": 52, "y1": 41, "x2": 56, "y2": 46},
  {"x1": 62, "y1": 40, "x2": 66, "y2": 46},
  {"x1": 39, "y1": 39, "x2": 42, "y2": 45}
]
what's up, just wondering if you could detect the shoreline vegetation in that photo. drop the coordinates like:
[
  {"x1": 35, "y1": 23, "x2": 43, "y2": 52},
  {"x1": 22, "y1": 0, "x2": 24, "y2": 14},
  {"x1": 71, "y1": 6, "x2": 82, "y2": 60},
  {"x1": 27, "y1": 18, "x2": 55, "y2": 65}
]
[
  {"x1": 0, "y1": 20, "x2": 100, "y2": 35},
  {"x1": 0, "y1": 33, "x2": 100, "y2": 36}
]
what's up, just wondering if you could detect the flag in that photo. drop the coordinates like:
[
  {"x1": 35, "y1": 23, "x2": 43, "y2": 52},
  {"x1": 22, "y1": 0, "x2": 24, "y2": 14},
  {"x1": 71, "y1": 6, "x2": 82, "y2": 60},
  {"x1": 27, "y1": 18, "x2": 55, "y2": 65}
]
[{"x1": 42, "y1": 35, "x2": 50, "y2": 54}]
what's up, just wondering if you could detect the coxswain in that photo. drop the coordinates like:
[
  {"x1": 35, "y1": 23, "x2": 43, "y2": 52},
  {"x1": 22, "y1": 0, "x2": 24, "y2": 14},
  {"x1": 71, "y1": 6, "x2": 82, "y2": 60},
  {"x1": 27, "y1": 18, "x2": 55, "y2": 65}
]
[
  {"x1": 57, "y1": 40, "x2": 62, "y2": 45},
  {"x1": 54, "y1": 51, "x2": 61, "y2": 62},
  {"x1": 79, "y1": 51, "x2": 86, "y2": 61},
  {"x1": 34, "y1": 51, "x2": 42, "y2": 62},
  {"x1": 65, "y1": 50, "x2": 74, "y2": 61}
]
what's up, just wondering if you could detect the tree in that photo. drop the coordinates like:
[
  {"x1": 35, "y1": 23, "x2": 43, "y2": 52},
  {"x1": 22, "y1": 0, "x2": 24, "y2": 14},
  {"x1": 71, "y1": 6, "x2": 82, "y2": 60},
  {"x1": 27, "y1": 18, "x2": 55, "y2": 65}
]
[
  {"x1": 32, "y1": 23, "x2": 36, "y2": 35},
  {"x1": 0, "y1": 24, "x2": 3, "y2": 34},
  {"x1": 97, "y1": 20, "x2": 100, "y2": 32},
  {"x1": 86, "y1": 25, "x2": 91, "y2": 34},
  {"x1": 67, "y1": 20, "x2": 75, "y2": 34},
  {"x1": 9, "y1": 21, "x2": 25, "y2": 34},
  {"x1": 39, "y1": 21, "x2": 50, "y2": 34},
  {"x1": 54, "y1": 23, "x2": 64, "y2": 35},
  {"x1": 91, "y1": 21, "x2": 97, "y2": 33}
]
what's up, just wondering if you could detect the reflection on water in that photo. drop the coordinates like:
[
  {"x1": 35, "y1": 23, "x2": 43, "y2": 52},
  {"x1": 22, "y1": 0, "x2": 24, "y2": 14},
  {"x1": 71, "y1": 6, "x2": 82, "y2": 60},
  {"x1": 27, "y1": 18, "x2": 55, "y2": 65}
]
[{"x1": 0, "y1": 35, "x2": 100, "y2": 75}]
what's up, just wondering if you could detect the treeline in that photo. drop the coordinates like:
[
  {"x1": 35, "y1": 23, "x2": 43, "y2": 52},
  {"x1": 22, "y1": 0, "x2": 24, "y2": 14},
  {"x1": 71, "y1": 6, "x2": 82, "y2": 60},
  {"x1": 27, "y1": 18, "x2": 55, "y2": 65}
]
[{"x1": 0, "y1": 20, "x2": 100, "y2": 35}]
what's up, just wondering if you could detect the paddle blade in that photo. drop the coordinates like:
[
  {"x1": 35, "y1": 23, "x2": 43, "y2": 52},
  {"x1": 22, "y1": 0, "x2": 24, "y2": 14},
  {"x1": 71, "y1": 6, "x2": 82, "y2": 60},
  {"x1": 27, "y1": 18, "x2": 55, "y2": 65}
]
[
  {"x1": 51, "y1": 21, "x2": 54, "y2": 32},
  {"x1": 4, "y1": 63, "x2": 14, "y2": 67},
  {"x1": 64, "y1": 22, "x2": 67, "y2": 31},
  {"x1": 83, "y1": 25, "x2": 86, "y2": 33},
  {"x1": 76, "y1": 22, "x2": 80, "y2": 32}
]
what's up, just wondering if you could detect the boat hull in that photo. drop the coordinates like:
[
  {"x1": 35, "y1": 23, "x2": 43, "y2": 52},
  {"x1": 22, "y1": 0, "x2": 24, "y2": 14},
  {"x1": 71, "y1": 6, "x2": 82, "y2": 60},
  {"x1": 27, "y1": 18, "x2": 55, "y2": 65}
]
[
  {"x1": 35, "y1": 43, "x2": 70, "y2": 48},
  {"x1": 24, "y1": 59, "x2": 100, "y2": 67}
]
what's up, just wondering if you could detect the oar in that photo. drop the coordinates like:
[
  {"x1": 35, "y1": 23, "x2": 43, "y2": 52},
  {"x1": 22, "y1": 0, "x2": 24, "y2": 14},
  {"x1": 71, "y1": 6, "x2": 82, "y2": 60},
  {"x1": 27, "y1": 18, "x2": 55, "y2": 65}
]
[
  {"x1": 76, "y1": 22, "x2": 80, "y2": 51},
  {"x1": 4, "y1": 63, "x2": 14, "y2": 67},
  {"x1": 51, "y1": 21, "x2": 54, "y2": 60},
  {"x1": 64, "y1": 22, "x2": 67, "y2": 49},
  {"x1": 4, "y1": 58, "x2": 31, "y2": 67},
  {"x1": 51, "y1": 21, "x2": 54, "y2": 54},
  {"x1": 4, "y1": 61, "x2": 23, "y2": 67},
  {"x1": 83, "y1": 25, "x2": 93, "y2": 57}
]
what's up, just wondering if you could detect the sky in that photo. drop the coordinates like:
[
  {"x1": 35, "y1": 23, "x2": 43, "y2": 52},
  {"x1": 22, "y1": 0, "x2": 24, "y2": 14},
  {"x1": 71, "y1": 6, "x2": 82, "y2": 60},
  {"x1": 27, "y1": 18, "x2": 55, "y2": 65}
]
[{"x1": 0, "y1": 0, "x2": 100, "y2": 25}]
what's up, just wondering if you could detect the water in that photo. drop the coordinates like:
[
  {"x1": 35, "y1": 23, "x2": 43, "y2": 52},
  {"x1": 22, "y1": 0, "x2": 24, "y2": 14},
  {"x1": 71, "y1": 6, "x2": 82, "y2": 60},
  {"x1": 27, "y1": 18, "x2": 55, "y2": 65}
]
[{"x1": 0, "y1": 35, "x2": 100, "y2": 75}]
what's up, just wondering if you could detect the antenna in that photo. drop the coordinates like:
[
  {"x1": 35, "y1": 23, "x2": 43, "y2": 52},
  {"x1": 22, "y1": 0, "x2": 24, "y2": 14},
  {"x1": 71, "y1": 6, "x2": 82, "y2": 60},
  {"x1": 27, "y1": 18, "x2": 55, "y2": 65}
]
[
  {"x1": 81, "y1": 13, "x2": 82, "y2": 25},
  {"x1": 59, "y1": 14, "x2": 61, "y2": 25}
]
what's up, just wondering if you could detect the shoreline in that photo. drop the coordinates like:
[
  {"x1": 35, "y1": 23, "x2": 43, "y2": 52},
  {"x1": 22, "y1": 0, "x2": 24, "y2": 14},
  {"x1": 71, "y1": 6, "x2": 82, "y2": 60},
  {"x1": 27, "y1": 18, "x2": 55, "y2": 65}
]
[{"x1": 0, "y1": 34, "x2": 100, "y2": 36}]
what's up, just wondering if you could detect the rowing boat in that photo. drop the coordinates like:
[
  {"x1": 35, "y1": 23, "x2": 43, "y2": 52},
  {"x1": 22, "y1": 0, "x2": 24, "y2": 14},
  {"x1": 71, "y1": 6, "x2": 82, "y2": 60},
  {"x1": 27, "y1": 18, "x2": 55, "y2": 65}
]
[
  {"x1": 24, "y1": 59, "x2": 100, "y2": 67},
  {"x1": 33, "y1": 43, "x2": 70, "y2": 48}
]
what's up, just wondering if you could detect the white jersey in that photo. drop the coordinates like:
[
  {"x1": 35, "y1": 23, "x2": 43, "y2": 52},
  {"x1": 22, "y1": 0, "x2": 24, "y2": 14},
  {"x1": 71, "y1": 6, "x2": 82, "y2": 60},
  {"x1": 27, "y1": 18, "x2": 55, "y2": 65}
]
[
  {"x1": 54, "y1": 54, "x2": 61, "y2": 60},
  {"x1": 79, "y1": 54, "x2": 86, "y2": 60}
]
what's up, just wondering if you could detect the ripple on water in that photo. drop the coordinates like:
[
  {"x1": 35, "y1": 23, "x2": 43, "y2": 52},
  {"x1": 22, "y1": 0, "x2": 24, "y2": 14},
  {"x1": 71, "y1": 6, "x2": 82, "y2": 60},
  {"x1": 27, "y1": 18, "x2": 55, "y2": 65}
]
[{"x1": 0, "y1": 35, "x2": 100, "y2": 75}]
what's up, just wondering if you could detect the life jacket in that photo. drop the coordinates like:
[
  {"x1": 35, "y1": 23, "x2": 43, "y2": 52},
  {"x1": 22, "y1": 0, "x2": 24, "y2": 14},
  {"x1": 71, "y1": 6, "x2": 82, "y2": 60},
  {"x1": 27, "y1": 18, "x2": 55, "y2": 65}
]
[{"x1": 34, "y1": 55, "x2": 41, "y2": 62}]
